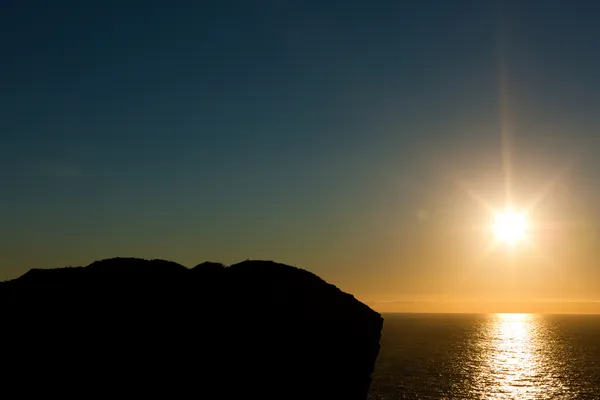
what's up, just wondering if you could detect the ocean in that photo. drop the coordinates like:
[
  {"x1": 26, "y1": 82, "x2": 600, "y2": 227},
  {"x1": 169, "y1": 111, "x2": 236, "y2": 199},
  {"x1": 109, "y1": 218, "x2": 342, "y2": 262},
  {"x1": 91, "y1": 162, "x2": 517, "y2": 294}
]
[{"x1": 368, "y1": 313, "x2": 600, "y2": 399}]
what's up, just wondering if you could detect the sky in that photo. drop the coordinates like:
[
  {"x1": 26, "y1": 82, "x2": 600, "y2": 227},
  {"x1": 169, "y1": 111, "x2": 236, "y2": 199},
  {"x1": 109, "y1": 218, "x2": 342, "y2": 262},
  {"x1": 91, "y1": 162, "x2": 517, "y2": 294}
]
[{"x1": 2, "y1": 1, "x2": 600, "y2": 313}]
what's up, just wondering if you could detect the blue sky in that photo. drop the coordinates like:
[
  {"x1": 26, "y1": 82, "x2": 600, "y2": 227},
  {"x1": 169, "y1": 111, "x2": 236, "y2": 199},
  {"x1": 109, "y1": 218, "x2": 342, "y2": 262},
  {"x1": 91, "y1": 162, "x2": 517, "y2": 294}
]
[{"x1": 2, "y1": 1, "x2": 600, "y2": 310}]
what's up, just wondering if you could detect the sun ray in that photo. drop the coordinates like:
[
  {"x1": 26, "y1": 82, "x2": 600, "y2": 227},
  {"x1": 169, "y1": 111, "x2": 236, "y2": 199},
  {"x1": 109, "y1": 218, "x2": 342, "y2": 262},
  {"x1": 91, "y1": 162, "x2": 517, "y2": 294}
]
[
  {"x1": 451, "y1": 177, "x2": 497, "y2": 215},
  {"x1": 498, "y1": 62, "x2": 513, "y2": 209},
  {"x1": 523, "y1": 156, "x2": 577, "y2": 215},
  {"x1": 496, "y1": 3, "x2": 513, "y2": 211}
]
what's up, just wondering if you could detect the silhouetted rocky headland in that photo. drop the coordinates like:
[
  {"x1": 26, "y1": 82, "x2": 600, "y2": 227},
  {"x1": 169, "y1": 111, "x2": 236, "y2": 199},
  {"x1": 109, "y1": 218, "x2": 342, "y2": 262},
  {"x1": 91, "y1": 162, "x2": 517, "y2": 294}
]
[{"x1": 0, "y1": 258, "x2": 383, "y2": 399}]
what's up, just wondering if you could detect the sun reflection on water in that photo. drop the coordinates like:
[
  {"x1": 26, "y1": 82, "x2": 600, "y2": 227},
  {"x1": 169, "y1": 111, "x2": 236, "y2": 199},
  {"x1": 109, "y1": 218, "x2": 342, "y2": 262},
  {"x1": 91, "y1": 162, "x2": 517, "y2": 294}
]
[{"x1": 473, "y1": 313, "x2": 568, "y2": 399}]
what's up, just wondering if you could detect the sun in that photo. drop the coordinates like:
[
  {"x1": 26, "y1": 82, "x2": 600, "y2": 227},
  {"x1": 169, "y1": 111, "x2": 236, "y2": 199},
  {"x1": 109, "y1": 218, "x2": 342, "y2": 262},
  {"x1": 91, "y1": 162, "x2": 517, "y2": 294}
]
[{"x1": 493, "y1": 209, "x2": 528, "y2": 245}]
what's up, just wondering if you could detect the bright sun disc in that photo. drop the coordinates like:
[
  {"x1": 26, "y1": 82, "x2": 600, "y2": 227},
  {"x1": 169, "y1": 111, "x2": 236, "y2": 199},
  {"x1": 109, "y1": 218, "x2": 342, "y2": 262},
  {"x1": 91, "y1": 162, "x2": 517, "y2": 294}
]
[{"x1": 493, "y1": 210, "x2": 528, "y2": 244}]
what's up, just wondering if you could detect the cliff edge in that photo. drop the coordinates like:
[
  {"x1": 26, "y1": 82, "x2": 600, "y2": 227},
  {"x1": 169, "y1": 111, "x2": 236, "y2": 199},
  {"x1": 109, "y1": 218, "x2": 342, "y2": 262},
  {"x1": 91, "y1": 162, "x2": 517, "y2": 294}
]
[{"x1": 0, "y1": 258, "x2": 383, "y2": 399}]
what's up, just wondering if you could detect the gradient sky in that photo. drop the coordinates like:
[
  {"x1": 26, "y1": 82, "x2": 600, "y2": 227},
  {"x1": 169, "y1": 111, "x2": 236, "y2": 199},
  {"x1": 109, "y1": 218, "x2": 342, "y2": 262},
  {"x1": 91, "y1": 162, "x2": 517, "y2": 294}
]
[{"x1": 2, "y1": 1, "x2": 600, "y2": 312}]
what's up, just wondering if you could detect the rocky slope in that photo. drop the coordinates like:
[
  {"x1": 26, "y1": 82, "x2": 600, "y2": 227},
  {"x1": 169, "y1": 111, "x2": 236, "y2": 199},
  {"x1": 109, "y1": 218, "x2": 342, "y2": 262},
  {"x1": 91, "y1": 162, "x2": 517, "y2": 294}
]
[{"x1": 0, "y1": 257, "x2": 383, "y2": 399}]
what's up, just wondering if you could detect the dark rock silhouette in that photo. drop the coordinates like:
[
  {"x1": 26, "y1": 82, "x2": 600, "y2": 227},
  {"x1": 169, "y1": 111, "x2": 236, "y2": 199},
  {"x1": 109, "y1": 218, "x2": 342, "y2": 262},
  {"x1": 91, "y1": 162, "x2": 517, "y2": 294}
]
[{"x1": 0, "y1": 257, "x2": 383, "y2": 399}]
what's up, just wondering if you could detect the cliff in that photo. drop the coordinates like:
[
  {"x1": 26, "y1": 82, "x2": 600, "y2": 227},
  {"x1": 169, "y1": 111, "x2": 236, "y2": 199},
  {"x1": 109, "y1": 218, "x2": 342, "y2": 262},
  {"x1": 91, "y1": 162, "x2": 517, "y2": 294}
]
[{"x1": 0, "y1": 258, "x2": 383, "y2": 399}]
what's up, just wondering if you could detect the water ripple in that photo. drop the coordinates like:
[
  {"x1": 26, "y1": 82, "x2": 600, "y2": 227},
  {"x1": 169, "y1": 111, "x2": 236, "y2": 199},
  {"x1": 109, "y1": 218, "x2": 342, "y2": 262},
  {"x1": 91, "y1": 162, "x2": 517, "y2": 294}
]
[{"x1": 369, "y1": 314, "x2": 600, "y2": 399}]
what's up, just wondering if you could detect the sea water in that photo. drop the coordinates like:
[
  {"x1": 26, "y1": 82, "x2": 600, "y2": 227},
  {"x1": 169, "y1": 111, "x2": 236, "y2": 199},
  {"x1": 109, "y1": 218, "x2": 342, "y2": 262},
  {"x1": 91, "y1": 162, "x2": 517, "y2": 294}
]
[{"x1": 368, "y1": 313, "x2": 600, "y2": 399}]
